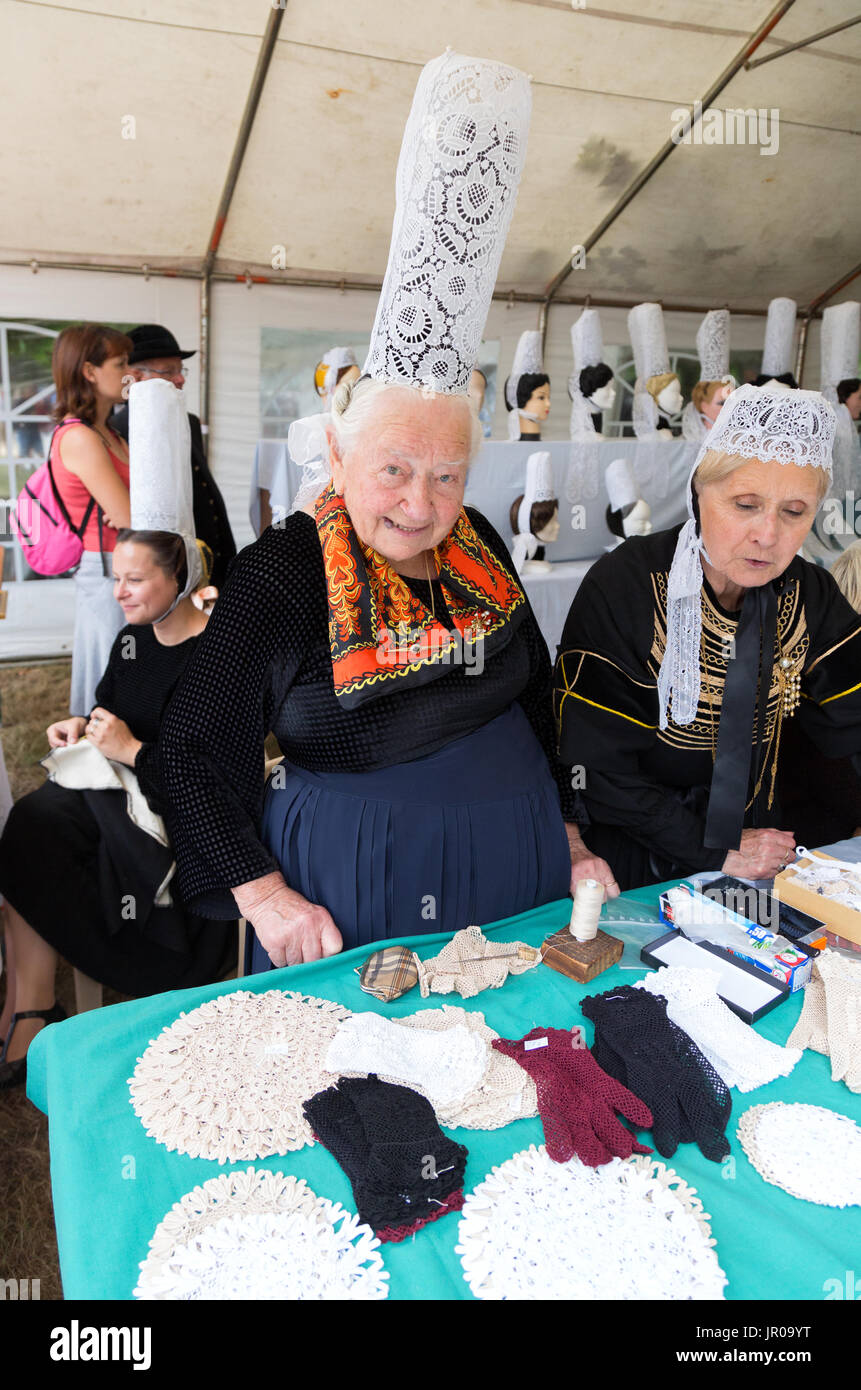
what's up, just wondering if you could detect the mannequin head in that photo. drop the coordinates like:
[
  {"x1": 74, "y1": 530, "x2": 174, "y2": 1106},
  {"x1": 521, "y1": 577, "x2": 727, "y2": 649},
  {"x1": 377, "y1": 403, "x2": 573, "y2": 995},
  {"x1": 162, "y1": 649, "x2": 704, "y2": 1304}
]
[
  {"x1": 577, "y1": 362, "x2": 615, "y2": 412},
  {"x1": 692, "y1": 379, "x2": 733, "y2": 425},
  {"x1": 605, "y1": 499, "x2": 652, "y2": 540},
  {"x1": 753, "y1": 371, "x2": 798, "y2": 391},
  {"x1": 646, "y1": 371, "x2": 682, "y2": 416},
  {"x1": 837, "y1": 377, "x2": 861, "y2": 419},
  {"x1": 516, "y1": 372, "x2": 550, "y2": 419},
  {"x1": 509, "y1": 495, "x2": 559, "y2": 542},
  {"x1": 315, "y1": 360, "x2": 360, "y2": 400}
]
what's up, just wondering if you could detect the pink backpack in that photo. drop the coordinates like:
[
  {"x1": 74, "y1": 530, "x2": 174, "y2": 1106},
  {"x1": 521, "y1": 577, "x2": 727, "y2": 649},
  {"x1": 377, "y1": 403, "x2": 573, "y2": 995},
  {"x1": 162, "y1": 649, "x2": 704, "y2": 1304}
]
[{"x1": 11, "y1": 422, "x2": 104, "y2": 576}]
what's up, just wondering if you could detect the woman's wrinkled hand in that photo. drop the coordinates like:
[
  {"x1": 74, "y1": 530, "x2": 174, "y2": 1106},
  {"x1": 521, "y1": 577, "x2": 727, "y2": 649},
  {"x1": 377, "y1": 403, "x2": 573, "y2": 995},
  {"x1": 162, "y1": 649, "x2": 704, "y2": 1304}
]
[
  {"x1": 85, "y1": 707, "x2": 142, "y2": 766},
  {"x1": 565, "y1": 823, "x2": 620, "y2": 900},
  {"x1": 723, "y1": 827, "x2": 797, "y2": 880},
  {"x1": 46, "y1": 716, "x2": 87, "y2": 748},
  {"x1": 233, "y1": 871, "x2": 343, "y2": 969}
]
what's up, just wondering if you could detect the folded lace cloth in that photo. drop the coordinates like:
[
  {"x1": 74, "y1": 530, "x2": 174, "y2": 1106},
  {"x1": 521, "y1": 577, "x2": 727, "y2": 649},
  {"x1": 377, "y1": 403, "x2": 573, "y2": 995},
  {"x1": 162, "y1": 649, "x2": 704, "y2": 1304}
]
[
  {"x1": 398, "y1": 1006, "x2": 538, "y2": 1128},
  {"x1": 788, "y1": 949, "x2": 861, "y2": 1093},
  {"x1": 637, "y1": 965, "x2": 801, "y2": 1092},
  {"x1": 492, "y1": 1026, "x2": 653, "y2": 1166},
  {"x1": 581, "y1": 986, "x2": 732, "y2": 1162},
  {"x1": 416, "y1": 924, "x2": 540, "y2": 999},
  {"x1": 324, "y1": 1010, "x2": 489, "y2": 1112},
  {"x1": 304, "y1": 1076, "x2": 468, "y2": 1242}
]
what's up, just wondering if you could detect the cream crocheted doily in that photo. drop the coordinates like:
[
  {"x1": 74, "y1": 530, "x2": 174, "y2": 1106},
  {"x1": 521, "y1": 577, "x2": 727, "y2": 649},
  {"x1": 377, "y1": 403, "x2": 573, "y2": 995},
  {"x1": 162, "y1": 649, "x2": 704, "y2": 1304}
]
[
  {"x1": 737, "y1": 1102, "x2": 861, "y2": 1207},
  {"x1": 129, "y1": 990, "x2": 351, "y2": 1163},
  {"x1": 134, "y1": 1169, "x2": 388, "y2": 1300},
  {"x1": 456, "y1": 1144, "x2": 727, "y2": 1300}
]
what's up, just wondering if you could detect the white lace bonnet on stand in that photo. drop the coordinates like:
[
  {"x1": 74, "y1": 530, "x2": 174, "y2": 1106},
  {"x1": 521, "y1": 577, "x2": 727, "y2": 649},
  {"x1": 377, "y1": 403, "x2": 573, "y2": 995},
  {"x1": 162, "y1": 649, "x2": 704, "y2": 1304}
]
[
  {"x1": 456, "y1": 1144, "x2": 728, "y2": 1300},
  {"x1": 657, "y1": 385, "x2": 836, "y2": 730},
  {"x1": 569, "y1": 307, "x2": 604, "y2": 439},
  {"x1": 128, "y1": 378, "x2": 203, "y2": 599},
  {"x1": 135, "y1": 1169, "x2": 388, "y2": 1300},
  {"x1": 820, "y1": 302, "x2": 860, "y2": 406},
  {"x1": 760, "y1": 297, "x2": 797, "y2": 378},
  {"x1": 317, "y1": 346, "x2": 358, "y2": 404},
  {"x1": 681, "y1": 309, "x2": 733, "y2": 443},
  {"x1": 290, "y1": 50, "x2": 532, "y2": 512},
  {"x1": 505, "y1": 329, "x2": 544, "y2": 439},
  {"x1": 627, "y1": 301, "x2": 670, "y2": 438}
]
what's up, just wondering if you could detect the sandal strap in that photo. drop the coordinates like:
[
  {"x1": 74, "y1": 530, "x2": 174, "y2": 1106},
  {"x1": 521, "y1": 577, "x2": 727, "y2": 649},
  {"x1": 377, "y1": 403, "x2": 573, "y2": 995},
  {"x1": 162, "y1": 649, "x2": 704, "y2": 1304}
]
[
  {"x1": 1, "y1": 1003, "x2": 64, "y2": 1061},
  {"x1": 10, "y1": 1004, "x2": 62, "y2": 1023}
]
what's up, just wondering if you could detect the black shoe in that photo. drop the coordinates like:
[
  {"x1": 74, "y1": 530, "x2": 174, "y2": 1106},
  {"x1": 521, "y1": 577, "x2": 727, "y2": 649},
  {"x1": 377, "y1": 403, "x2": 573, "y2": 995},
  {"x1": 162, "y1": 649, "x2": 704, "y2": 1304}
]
[{"x1": 0, "y1": 1002, "x2": 66, "y2": 1091}]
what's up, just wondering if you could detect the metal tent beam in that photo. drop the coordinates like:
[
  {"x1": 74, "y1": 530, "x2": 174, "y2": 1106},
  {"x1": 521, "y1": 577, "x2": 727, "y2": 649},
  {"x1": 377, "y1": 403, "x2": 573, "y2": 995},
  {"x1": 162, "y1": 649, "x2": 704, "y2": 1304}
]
[
  {"x1": 745, "y1": 14, "x2": 861, "y2": 70},
  {"x1": 537, "y1": 0, "x2": 797, "y2": 347}
]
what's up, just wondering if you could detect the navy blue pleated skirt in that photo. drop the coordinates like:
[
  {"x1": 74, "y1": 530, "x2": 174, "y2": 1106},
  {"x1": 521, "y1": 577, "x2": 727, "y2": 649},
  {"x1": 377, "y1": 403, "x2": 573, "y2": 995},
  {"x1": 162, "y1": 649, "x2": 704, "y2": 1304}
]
[{"x1": 247, "y1": 702, "x2": 571, "y2": 973}]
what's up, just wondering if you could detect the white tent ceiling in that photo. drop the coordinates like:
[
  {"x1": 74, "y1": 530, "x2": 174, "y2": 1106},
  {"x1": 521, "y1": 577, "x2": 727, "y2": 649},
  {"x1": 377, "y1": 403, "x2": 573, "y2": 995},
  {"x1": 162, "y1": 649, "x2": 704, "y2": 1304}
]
[{"x1": 4, "y1": 0, "x2": 860, "y2": 312}]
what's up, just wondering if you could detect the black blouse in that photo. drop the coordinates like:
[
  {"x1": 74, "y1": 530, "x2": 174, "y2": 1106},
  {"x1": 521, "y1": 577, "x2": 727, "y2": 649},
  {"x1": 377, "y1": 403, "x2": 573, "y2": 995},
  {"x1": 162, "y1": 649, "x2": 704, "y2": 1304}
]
[
  {"x1": 159, "y1": 507, "x2": 579, "y2": 917},
  {"x1": 554, "y1": 524, "x2": 861, "y2": 876},
  {"x1": 92, "y1": 623, "x2": 200, "y2": 812}
]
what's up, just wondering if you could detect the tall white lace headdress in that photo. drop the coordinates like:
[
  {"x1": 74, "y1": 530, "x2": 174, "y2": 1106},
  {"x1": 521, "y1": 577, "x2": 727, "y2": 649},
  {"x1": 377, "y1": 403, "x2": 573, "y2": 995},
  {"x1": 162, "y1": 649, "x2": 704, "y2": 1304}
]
[
  {"x1": 682, "y1": 309, "x2": 732, "y2": 442},
  {"x1": 820, "y1": 301, "x2": 861, "y2": 499},
  {"x1": 628, "y1": 302, "x2": 670, "y2": 438},
  {"x1": 505, "y1": 329, "x2": 544, "y2": 439},
  {"x1": 657, "y1": 385, "x2": 836, "y2": 730},
  {"x1": 760, "y1": 298, "x2": 797, "y2": 379},
  {"x1": 289, "y1": 50, "x2": 532, "y2": 511},
  {"x1": 512, "y1": 449, "x2": 554, "y2": 571},
  {"x1": 569, "y1": 308, "x2": 604, "y2": 439},
  {"x1": 128, "y1": 378, "x2": 203, "y2": 602}
]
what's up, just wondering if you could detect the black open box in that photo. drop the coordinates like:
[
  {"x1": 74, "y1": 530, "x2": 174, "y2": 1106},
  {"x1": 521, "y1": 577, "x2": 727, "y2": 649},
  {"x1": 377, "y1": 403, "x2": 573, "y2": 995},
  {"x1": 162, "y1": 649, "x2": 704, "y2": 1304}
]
[{"x1": 641, "y1": 929, "x2": 791, "y2": 1025}]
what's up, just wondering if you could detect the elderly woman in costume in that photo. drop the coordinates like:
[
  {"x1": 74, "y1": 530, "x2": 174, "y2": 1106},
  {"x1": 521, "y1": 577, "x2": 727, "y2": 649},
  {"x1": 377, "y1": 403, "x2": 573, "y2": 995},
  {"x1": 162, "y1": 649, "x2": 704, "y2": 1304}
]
[
  {"x1": 554, "y1": 386, "x2": 861, "y2": 891},
  {"x1": 159, "y1": 52, "x2": 616, "y2": 974}
]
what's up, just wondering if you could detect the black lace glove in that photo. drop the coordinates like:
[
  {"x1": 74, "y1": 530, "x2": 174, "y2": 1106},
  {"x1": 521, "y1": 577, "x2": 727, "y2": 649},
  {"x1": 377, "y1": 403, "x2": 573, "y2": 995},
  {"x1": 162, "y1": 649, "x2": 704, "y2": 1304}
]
[
  {"x1": 303, "y1": 1075, "x2": 468, "y2": 1240},
  {"x1": 580, "y1": 986, "x2": 732, "y2": 1162}
]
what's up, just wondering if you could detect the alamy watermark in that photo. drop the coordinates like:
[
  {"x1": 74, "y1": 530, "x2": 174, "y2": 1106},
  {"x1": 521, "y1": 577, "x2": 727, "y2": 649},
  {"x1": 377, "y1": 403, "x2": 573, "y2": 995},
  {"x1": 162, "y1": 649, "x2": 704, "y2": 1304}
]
[
  {"x1": 670, "y1": 102, "x2": 779, "y2": 157},
  {"x1": 376, "y1": 624, "x2": 485, "y2": 675}
]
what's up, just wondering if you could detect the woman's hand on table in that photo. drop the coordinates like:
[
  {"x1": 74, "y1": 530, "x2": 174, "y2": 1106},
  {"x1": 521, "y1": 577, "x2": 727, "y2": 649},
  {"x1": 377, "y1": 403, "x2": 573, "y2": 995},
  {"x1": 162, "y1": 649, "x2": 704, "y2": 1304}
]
[
  {"x1": 565, "y1": 823, "x2": 620, "y2": 900},
  {"x1": 85, "y1": 708, "x2": 143, "y2": 766},
  {"x1": 46, "y1": 716, "x2": 87, "y2": 747},
  {"x1": 233, "y1": 871, "x2": 343, "y2": 968},
  {"x1": 722, "y1": 827, "x2": 797, "y2": 880}
]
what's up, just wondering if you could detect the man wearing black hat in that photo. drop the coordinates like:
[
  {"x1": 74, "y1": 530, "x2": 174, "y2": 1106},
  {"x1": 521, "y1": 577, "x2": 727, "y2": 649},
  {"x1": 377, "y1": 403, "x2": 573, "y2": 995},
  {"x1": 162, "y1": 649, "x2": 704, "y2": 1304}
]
[{"x1": 112, "y1": 325, "x2": 236, "y2": 588}]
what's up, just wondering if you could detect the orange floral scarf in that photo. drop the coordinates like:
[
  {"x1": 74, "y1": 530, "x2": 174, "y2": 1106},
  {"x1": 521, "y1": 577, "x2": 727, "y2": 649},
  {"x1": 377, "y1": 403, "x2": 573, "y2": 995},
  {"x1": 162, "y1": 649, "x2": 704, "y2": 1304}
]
[{"x1": 315, "y1": 483, "x2": 526, "y2": 708}]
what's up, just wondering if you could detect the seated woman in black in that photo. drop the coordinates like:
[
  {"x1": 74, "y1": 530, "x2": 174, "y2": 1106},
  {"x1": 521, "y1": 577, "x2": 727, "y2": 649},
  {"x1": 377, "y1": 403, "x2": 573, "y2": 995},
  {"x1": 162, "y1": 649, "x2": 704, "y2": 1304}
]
[{"x1": 0, "y1": 531, "x2": 235, "y2": 1088}]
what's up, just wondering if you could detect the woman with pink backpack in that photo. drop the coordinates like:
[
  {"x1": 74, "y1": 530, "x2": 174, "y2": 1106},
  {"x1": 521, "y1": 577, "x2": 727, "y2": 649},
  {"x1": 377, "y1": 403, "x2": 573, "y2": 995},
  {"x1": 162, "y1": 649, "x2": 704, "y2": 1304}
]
[{"x1": 44, "y1": 324, "x2": 133, "y2": 714}]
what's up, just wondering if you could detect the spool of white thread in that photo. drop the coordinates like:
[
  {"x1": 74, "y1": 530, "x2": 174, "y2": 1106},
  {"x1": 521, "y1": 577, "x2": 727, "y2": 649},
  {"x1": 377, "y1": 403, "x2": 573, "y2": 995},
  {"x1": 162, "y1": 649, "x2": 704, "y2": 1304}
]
[{"x1": 569, "y1": 878, "x2": 603, "y2": 943}]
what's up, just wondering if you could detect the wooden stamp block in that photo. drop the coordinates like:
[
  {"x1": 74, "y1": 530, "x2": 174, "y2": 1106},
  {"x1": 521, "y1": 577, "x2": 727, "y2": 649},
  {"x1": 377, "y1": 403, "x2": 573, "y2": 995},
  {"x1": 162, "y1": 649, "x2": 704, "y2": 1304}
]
[{"x1": 541, "y1": 927, "x2": 623, "y2": 984}]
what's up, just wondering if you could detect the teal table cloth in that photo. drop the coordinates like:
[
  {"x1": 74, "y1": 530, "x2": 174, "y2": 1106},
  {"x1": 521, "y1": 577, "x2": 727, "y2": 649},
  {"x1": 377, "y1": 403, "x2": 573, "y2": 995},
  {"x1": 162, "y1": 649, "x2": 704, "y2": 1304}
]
[{"x1": 27, "y1": 885, "x2": 861, "y2": 1301}]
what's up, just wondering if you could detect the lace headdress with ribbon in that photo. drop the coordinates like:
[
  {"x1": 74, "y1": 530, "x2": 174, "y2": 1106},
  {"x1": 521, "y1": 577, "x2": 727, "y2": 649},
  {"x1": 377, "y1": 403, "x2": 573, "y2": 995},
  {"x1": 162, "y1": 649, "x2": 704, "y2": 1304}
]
[
  {"x1": 657, "y1": 385, "x2": 836, "y2": 731},
  {"x1": 505, "y1": 329, "x2": 544, "y2": 440}
]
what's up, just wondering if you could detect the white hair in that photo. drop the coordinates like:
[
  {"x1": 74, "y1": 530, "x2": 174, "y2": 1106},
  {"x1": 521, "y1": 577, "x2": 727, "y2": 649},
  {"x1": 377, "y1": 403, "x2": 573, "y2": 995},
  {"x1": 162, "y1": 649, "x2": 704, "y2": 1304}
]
[{"x1": 330, "y1": 375, "x2": 482, "y2": 463}]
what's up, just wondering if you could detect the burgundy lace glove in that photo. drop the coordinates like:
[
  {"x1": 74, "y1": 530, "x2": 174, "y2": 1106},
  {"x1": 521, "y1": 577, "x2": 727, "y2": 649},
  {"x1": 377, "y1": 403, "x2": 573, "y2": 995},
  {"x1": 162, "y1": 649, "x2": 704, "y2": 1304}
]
[{"x1": 492, "y1": 1027, "x2": 653, "y2": 1166}]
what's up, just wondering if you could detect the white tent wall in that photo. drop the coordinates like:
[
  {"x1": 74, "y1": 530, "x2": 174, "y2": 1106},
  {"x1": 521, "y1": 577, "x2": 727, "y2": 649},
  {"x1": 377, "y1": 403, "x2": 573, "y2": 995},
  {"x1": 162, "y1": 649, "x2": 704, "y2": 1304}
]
[{"x1": 0, "y1": 264, "x2": 202, "y2": 413}]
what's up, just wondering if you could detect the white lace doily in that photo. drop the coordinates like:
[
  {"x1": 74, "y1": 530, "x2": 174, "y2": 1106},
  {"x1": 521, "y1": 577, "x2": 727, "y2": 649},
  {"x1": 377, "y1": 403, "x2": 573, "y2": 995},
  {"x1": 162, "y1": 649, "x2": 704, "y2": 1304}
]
[
  {"x1": 129, "y1": 990, "x2": 351, "y2": 1164},
  {"x1": 738, "y1": 1103, "x2": 861, "y2": 1207},
  {"x1": 456, "y1": 1145, "x2": 727, "y2": 1300},
  {"x1": 135, "y1": 1169, "x2": 388, "y2": 1300}
]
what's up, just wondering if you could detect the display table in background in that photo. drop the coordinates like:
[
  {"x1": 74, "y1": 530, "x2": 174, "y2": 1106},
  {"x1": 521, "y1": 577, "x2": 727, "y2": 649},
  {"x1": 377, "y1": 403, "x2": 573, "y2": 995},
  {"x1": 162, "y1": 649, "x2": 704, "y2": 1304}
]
[
  {"x1": 28, "y1": 871, "x2": 861, "y2": 1302},
  {"x1": 520, "y1": 560, "x2": 595, "y2": 658}
]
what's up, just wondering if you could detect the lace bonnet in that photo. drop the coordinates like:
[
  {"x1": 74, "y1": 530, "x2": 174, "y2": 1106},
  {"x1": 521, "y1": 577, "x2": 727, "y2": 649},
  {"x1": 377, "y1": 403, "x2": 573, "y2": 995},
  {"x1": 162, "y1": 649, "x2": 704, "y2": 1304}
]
[
  {"x1": 316, "y1": 347, "x2": 358, "y2": 402},
  {"x1": 657, "y1": 385, "x2": 836, "y2": 729},
  {"x1": 128, "y1": 378, "x2": 203, "y2": 600},
  {"x1": 569, "y1": 307, "x2": 605, "y2": 438},
  {"x1": 696, "y1": 309, "x2": 731, "y2": 382},
  {"x1": 820, "y1": 301, "x2": 860, "y2": 405},
  {"x1": 290, "y1": 50, "x2": 532, "y2": 509},
  {"x1": 760, "y1": 297, "x2": 797, "y2": 378},
  {"x1": 628, "y1": 302, "x2": 671, "y2": 437},
  {"x1": 516, "y1": 449, "x2": 555, "y2": 534}
]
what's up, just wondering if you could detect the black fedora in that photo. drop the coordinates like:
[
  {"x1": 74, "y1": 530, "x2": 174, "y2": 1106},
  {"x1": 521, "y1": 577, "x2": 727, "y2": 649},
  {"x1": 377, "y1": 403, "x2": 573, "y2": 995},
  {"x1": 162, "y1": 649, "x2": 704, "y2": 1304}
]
[{"x1": 127, "y1": 324, "x2": 196, "y2": 365}]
